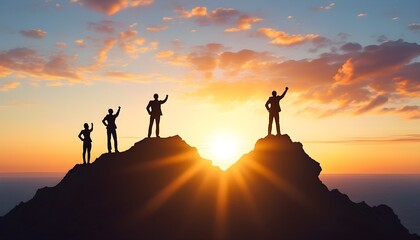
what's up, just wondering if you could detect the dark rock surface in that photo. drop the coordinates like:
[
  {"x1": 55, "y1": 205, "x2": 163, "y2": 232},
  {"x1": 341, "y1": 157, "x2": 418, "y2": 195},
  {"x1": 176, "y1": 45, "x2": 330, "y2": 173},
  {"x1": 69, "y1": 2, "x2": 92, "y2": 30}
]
[{"x1": 0, "y1": 135, "x2": 418, "y2": 240}]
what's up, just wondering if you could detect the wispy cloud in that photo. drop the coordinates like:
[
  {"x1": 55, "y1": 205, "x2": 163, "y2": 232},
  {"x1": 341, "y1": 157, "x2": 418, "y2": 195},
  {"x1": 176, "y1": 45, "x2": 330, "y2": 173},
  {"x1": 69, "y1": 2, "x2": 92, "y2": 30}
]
[
  {"x1": 357, "y1": 13, "x2": 367, "y2": 17},
  {"x1": 71, "y1": 0, "x2": 154, "y2": 15},
  {"x1": 176, "y1": 6, "x2": 261, "y2": 32},
  {"x1": 0, "y1": 82, "x2": 20, "y2": 91},
  {"x1": 146, "y1": 25, "x2": 169, "y2": 32},
  {"x1": 88, "y1": 20, "x2": 119, "y2": 34},
  {"x1": 20, "y1": 29, "x2": 47, "y2": 39},
  {"x1": 224, "y1": 15, "x2": 262, "y2": 32},
  {"x1": 257, "y1": 27, "x2": 321, "y2": 46},
  {"x1": 408, "y1": 23, "x2": 420, "y2": 30},
  {"x1": 312, "y1": 2, "x2": 336, "y2": 11},
  {"x1": 304, "y1": 134, "x2": 420, "y2": 144}
]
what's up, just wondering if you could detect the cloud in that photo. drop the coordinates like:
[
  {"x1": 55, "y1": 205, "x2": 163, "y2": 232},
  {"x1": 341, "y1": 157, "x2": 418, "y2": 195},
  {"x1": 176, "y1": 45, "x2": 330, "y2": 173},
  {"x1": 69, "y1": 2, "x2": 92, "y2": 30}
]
[
  {"x1": 0, "y1": 47, "x2": 81, "y2": 82},
  {"x1": 355, "y1": 95, "x2": 388, "y2": 114},
  {"x1": 408, "y1": 23, "x2": 420, "y2": 30},
  {"x1": 177, "y1": 6, "x2": 261, "y2": 32},
  {"x1": 257, "y1": 28, "x2": 320, "y2": 46},
  {"x1": 312, "y1": 3, "x2": 335, "y2": 11},
  {"x1": 224, "y1": 15, "x2": 262, "y2": 32},
  {"x1": 304, "y1": 134, "x2": 420, "y2": 144},
  {"x1": 165, "y1": 40, "x2": 419, "y2": 119},
  {"x1": 0, "y1": 82, "x2": 20, "y2": 91},
  {"x1": 75, "y1": 39, "x2": 87, "y2": 47},
  {"x1": 146, "y1": 25, "x2": 169, "y2": 32},
  {"x1": 96, "y1": 38, "x2": 117, "y2": 63},
  {"x1": 88, "y1": 20, "x2": 119, "y2": 34},
  {"x1": 357, "y1": 13, "x2": 367, "y2": 17},
  {"x1": 20, "y1": 29, "x2": 47, "y2": 39},
  {"x1": 117, "y1": 29, "x2": 156, "y2": 57},
  {"x1": 71, "y1": 0, "x2": 154, "y2": 15},
  {"x1": 55, "y1": 42, "x2": 67, "y2": 47},
  {"x1": 340, "y1": 42, "x2": 362, "y2": 52}
]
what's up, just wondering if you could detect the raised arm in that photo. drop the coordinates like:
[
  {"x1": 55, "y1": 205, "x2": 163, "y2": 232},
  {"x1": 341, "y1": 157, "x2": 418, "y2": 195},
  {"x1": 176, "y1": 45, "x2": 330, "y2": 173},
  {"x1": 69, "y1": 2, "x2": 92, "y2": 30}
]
[
  {"x1": 162, "y1": 94, "x2": 168, "y2": 104},
  {"x1": 78, "y1": 131, "x2": 84, "y2": 141},
  {"x1": 279, "y1": 87, "x2": 289, "y2": 99},
  {"x1": 90, "y1": 123, "x2": 94, "y2": 132},
  {"x1": 115, "y1": 106, "x2": 121, "y2": 117}
]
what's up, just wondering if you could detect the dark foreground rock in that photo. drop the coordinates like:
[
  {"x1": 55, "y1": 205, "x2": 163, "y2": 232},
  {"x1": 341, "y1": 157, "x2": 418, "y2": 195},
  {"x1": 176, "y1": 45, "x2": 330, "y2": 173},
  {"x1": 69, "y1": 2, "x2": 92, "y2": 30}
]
[{"x1": 0, "y1": 135, "x2": 418, "y2": 240}]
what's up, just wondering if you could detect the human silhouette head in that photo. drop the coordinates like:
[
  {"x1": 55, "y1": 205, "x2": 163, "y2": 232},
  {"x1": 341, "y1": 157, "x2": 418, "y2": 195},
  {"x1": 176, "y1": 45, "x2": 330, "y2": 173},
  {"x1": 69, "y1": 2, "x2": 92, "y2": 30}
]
[
  {"x1": 272, "y1": 91, "x2": 277, "y2": 96},
  {"x1": 153, "y1": 93, "x2": 158, "y2": 100},
  {"x1": 108, "y1": 109, "x2": 113, "y2": 114},
  {"x1": 84, "y1": 123, "x2": 89, "y2": 129}
]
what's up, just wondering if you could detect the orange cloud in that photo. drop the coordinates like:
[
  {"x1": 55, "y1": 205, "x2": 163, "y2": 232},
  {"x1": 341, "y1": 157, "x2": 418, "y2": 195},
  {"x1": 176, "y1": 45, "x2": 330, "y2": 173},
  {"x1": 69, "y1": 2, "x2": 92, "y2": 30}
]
[
  {"x1": 97, "y1": 38, "x2": 117, "y2": 63},
  {"x1": 177, "y1": 6, "x2": 260, "y2": 32},
  {"x1": 257, "y1": 28, "x2": 320, "y2": 46},
  {"x1": 74, "y1": 39, "x2": 87, "y2": 47},
  {"x1": 172, "y1": 40, "x2": 419, "y2": 119},
  {"x1": 0, "y1": 82, "x2": 20, "y2": 91},
  {"x1": 20, "y1": 29, "x2": 47, "y2": 39},
  {"x1": 146, "y1": 25, "x2": 169, "y2": 32},
  {"x1": 225, "y1": 15, "x2": 262, "y2": 32},
  {"x1": 71, "y1": 0, "x2": 154, "y2": 15},
  {"x1": 55, "y1": 42, "x2": 67, "y2": 47}
]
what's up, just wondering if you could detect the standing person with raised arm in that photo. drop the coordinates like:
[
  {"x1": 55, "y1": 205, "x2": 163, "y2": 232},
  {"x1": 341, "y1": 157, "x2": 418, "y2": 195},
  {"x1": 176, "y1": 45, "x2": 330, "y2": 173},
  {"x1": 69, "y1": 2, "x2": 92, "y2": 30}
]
[
  {"x1": 102, "y1": 106, "x2": 121, "y2": 153},
  {"x1": 78, "y1": 123, "x2": 93, "y2": 164},
  {"x1": 265, "y1": 87, "x2": 288, "y2": 136},
  {"x1": 147, "y1": 94, "x2": 168, "y2": 138}
]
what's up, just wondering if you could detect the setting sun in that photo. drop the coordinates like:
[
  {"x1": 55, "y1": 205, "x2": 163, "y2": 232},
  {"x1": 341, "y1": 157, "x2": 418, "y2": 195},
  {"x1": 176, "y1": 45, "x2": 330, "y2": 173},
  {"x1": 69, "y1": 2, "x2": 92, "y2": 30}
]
[{"x1": 207, "y1": 133, "x2": 241, "y2": 171}]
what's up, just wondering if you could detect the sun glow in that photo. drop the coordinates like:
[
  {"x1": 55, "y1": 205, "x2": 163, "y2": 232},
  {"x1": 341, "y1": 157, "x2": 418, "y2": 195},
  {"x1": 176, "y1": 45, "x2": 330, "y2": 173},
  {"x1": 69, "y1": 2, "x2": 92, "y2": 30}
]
[{"x1": 207, "y1": 133, "x2": 242, "y2": 171}]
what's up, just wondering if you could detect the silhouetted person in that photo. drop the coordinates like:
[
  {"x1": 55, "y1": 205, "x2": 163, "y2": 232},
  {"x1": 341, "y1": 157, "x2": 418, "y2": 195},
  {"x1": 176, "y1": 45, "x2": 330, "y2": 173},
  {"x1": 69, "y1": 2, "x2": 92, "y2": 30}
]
[
  {"x1": 265, "y1": 87, "x2": 288, "y2": 136},
  {"x1": 78, "y1": 123, "x2": 93, "y2": 164},
  {"x1": 102, "y1": 106, "x2": 121, "y2": 153},
  {"x1": 147, "y1": 94, "x2": 168, "y2": 138}
]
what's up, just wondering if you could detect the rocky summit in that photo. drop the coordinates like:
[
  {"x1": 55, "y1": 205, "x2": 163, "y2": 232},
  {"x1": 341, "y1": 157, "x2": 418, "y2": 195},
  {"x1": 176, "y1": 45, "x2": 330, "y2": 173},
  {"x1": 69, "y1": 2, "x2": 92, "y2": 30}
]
[{"x1": 0, "y1": 135, "x2": 418, "y2": 240}]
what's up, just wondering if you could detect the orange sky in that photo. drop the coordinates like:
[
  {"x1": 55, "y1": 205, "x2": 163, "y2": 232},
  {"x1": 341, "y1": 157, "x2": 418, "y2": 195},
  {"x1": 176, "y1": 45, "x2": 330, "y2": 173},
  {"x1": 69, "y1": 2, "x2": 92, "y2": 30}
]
[{"x1": 0, "y1": 0, "x2": 419, "y2": 173}]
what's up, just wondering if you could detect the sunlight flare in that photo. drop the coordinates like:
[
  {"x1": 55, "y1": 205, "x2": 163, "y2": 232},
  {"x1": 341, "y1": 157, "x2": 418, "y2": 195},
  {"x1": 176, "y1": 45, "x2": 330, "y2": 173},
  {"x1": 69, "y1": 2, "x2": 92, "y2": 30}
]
[{"x1": 208, "y1": 133, "x2": 242, "y2": 170}]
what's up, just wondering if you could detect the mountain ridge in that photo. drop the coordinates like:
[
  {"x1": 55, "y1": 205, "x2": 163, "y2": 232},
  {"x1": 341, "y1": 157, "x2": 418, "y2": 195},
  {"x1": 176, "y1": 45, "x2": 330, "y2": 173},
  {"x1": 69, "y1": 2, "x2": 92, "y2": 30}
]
[{"x1": 0, "y1": 135, "x2": 418, "y2": 240}]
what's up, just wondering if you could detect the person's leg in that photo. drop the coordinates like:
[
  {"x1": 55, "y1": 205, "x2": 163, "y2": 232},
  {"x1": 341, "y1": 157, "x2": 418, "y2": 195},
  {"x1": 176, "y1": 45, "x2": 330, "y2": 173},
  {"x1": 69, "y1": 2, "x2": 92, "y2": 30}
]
[
  {"x1": 148, "y1": 115, "x2": 154, "y2": 138},
  {"x1": 87, "y1": 143, "x2": 92, "y2": 164},
  {"x1": 268, "y1": 113, "x2": 274, "y2": 135},
  {"x1": 275, "y1": 113, "x2": 280, "y2": 135},
  {"x1": 82, "y1": 145, "x2": 87, "y2": 164},
  {"x1": 156, "y1": 116, "x2": 161, "y2": 137},
  {"x1": 107, "y1": 130, "x2": 112, "y2": 153},
  {"x1": 112, "y1": 130, "x2": 118, "y2": 152}
]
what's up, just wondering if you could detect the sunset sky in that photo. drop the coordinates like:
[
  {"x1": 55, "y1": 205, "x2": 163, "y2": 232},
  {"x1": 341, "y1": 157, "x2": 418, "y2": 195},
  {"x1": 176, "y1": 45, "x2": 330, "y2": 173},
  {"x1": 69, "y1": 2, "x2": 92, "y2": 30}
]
[{"x1": 0, "y1": 0, "x2": 419, "y2": 173}]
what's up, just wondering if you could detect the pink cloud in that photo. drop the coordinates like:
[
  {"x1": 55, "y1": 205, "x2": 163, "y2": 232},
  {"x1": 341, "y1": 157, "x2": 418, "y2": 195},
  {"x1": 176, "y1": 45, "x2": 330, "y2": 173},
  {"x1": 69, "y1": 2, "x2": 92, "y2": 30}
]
[
  {"x1": 72, "y1": 0, "x2": 154, "y2": 15},
  {"x1": 0, "y1": 47, "x2": 81, "y2": 82},
  {"x1": 225, "y1": 15, "x2": 262, "y2": 32},
  {"x1": 20, "y1": 29, "x2": 47, "y2": 39}
]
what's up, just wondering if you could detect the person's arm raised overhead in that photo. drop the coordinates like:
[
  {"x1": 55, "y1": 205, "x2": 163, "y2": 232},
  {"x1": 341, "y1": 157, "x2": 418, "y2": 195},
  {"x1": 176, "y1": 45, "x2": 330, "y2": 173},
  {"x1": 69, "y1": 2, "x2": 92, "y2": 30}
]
[
  {"x1": 115, "y1": 106, "x2": 121, "y2": 117},
  {"x1": 162, "y1": 94, "x2": 168, "y2": 103},
  {"x1": 279, "y1": 87, "x2": 289, "y2": 99},
  {"x1": 90, "y1": 123, "x2": 94, "y2": 132}
]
